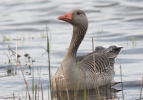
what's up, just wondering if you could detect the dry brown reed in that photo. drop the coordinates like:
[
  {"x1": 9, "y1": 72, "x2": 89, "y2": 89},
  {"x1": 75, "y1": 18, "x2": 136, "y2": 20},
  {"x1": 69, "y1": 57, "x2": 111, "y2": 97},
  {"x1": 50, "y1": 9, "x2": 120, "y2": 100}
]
[
  {"x1": 41, "y1": 83, "x2": 44, "y2": 100},
  {"x1": 61, "y1": 64, "x2": 70, "y2": 100},
  {"x1": 15, "y1": 37, "x2": 31, "y2": 100},
  {"x1": 120, "y1": 65, "x2": 124, "y2": 100},
  {"x1": 92, "y1": 37, "x2": 101, "y2": 100}
]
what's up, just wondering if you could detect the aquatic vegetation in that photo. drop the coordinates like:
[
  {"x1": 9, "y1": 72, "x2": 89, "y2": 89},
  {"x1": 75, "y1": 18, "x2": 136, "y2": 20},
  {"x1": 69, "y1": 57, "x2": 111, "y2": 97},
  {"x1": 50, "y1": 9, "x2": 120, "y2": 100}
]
[
  {"x1": 46, "y1": 25, "x2": 53, "y2": 100},
  {"x1": 132, "y1": 37, "x2": 135, "y2": 47},
  {"x1": 120, "y1": 65, "x2": 124, "y2": 100},
  {"x1": 6, "y1": 66, "x2": 13, "y2": 76},
  {"x1": 140, "y1": 77, "x2": 143, "y2": 99},
  {"x1": 1, "y1": 31, "x2": 142, "y2": 100},
  {"x1": 1, "y1": 35, "x2": 10, "y2": 41},
  {"x1": 1, "y1": 29, "x2": 142, "y2": 100},
  {"x1": 4, "y1": 53, "x2": 11, "y2": 64},
  {"x1": 92, "y1": 37, "x2": 101, "y2": 100},
  {"x1": 41, "y1": 33, "x2": 47, "y2": 38}
]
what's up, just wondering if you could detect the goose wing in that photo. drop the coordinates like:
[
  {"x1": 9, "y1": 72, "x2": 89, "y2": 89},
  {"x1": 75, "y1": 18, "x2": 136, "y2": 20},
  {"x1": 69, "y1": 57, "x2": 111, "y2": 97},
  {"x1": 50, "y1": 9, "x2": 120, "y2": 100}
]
[
  {"x1": 80, "y1": 53, "x2": 110, "y2": 73},
  {"x1": 76, "y1": 46, "x2": 106, "y2": 62},
  {"x1": 79, "y1": 45, "x2": 123, "y2": 73}
]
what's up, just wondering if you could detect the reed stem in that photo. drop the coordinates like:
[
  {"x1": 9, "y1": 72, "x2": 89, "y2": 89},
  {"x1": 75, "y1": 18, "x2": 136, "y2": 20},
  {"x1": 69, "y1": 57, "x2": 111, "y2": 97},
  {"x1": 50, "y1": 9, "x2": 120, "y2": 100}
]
[
  {"x1": 92, "y1": 37, "x2": 101, "y2": 100},
  {"x1": 46, "y1": 25, "x2": 52, "y2": 100},
  {"x1": 140, "y1": 76, "x2": 143, "y2": 100},
  {"x1": 61, "y1": 64, "x2": 70, "y2": 100},
  {"x1": 120, "y1": 65, "x2": 124, "y2": 100},
  {"x1": 13, "y1": 92, "x2": 15, "y2": 100},
  {"x1": 41, "y1": 83, "x2": 44, "y2": 100},
  {"x1": 15, "y1": 37, "x2": 31, "y2": 100}
]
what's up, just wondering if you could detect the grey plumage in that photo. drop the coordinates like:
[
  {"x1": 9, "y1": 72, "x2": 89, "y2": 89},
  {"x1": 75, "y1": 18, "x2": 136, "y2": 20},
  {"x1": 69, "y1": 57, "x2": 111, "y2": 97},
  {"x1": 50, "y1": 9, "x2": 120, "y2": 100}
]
[
  {"x1": 76, "y1": 46, "x2": 105, "y2": 62},
  {"x1": 75, "y1": 45, "x2": 123, "y2": 89},
  {"x1": 52, "y1": 9, "x2": 123, "y2": 91}
]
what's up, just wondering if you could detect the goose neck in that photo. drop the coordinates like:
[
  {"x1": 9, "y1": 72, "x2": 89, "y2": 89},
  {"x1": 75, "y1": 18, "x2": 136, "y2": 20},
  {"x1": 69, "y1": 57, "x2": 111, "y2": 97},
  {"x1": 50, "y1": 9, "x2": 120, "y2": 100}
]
[{"x1": 65, "y1": 26, "x2": 87, "y2": 59}]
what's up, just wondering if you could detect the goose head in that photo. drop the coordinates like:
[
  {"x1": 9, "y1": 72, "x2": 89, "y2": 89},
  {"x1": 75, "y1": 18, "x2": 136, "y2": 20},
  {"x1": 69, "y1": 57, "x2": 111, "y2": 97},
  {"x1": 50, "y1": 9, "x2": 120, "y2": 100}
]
[
  {"x1": 58, "y1": 9, "x2": 88, "y2": 28},
  {"x1": 57, "y1": 10, "x2": 88, "y2": 58}
]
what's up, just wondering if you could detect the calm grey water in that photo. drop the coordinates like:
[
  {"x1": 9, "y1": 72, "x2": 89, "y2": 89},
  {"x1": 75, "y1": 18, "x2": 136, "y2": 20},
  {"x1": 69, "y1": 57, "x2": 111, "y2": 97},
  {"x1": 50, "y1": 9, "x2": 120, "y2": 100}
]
[{"x1": 0, "y1": 0, "x2": 143, "y2": 100}]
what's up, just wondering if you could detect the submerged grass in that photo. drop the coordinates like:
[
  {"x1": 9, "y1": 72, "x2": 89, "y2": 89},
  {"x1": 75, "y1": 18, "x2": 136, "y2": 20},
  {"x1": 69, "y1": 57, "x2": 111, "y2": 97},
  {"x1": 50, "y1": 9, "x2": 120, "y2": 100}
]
[{"x1": 84, "y1": 89, "x2": 87, "y2": 100}]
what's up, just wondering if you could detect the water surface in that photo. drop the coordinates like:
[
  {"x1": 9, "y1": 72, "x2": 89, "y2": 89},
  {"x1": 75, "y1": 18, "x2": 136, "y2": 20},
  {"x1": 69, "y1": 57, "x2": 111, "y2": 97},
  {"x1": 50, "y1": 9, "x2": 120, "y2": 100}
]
[{"x1": 0, "y1": 0, "x2": 143, "y2": 99}]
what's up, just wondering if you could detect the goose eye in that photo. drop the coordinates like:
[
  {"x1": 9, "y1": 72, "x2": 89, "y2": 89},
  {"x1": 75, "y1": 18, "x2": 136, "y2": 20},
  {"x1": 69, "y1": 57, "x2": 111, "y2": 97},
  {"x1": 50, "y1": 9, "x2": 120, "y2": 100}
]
[{"x1": 77, "y1": 12, "x2": 80, "y2": 15}]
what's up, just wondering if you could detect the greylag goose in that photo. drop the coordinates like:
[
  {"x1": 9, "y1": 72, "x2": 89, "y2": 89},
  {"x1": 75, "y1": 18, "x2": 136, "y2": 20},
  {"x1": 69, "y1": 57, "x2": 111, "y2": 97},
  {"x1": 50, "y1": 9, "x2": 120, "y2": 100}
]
[{"x1": 52, "y1": 9, "x2": 123, "y2": 91}]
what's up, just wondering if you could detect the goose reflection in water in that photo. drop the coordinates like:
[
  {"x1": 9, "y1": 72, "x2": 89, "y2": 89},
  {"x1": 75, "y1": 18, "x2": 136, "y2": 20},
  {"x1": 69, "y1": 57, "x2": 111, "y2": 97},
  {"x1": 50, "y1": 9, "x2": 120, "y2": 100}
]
[{"x1": 52, "y1": 84, "x2": 120, "y2": 100}]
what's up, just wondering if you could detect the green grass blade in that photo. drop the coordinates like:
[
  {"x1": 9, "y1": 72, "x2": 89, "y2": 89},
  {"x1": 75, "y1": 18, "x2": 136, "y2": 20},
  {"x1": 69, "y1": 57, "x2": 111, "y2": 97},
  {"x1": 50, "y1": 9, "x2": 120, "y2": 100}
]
[{"x1": 84, "y1": 89, "x2": 87, "y2": 100}]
